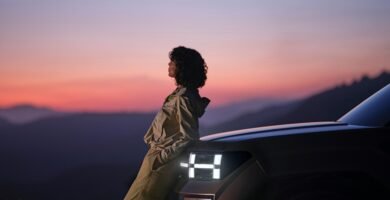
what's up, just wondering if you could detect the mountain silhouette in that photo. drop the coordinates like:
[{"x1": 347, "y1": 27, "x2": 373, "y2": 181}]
[
  {"x1": 0, "y1": 104, "x2": 69, "y2": 124},
  {"x1": 207, "y1": 70, "x2": 390, "y2": 134},
  {"x1": 0, "y1": 99, "x2": 291, "y2": 129},
  {"x1": 0, "y1": 112, "x2": 155, "y2": 193},
  {"x1": 199, "y1": 97, "x2": 291, "y2": 127},
  {"x1": 0, "y1": 117, "x2": 11, "y2": 128}
]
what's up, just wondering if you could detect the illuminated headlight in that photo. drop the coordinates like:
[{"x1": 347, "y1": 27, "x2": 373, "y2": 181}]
[{"x1": 180, "y1": 151, "x2": 250, "y2": 181}]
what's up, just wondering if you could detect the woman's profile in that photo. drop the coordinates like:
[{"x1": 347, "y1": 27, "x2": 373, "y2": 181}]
[{"x1": 123, "y1": 46, "x2": 211, "y2": 200}]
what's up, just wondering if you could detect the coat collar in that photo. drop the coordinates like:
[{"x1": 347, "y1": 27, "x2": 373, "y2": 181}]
[
  {"x1": 173, "y1": 85, "x2": 189, "y2": 96},
  {"x1": 172, "y1": 86, "x2": 210, "y2": 117}
]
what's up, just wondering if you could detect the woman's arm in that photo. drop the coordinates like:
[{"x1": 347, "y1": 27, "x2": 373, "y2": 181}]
[{"x1": 156, "y1": 95, "x2": 199, "y2": 166}]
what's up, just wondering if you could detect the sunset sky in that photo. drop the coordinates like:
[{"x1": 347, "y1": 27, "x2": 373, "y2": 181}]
[{"x1": 0, "y1": 0, "x2": 389, "y2": 112}]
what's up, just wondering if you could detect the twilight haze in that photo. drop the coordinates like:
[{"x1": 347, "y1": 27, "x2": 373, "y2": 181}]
[{"x1": 0, "y1": 0, "x2": 389, "y2": 112}]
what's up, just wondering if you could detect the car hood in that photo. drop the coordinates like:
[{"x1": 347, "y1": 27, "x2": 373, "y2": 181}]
[{"x1": 200, "y1": 121, "x2": 370, "y2": 142}]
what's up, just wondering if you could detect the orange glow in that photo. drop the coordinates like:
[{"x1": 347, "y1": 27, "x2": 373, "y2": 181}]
[{"x1": 1, "y1": 0, "x2": 389, "y2": 111}]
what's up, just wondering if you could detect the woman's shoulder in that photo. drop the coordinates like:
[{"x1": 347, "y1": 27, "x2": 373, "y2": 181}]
[
  {"x1": 175, "y1": 86, "x2": 199, "y2": 98},
  {"x1": 163, "y1": 87, "x2": 187, "y2": 106},
  {"x1": 164, "y1": 87, "x2": 196, "y2": 108}
]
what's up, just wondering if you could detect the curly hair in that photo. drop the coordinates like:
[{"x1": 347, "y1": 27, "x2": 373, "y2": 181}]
[{"x1": 169, "y1": 46, "x2": 208, "y2": 89}]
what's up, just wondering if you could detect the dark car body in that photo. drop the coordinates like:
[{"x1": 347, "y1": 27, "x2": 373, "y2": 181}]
[{"x1": 175, "y1": 84, "x2": 390, "y2": 200}]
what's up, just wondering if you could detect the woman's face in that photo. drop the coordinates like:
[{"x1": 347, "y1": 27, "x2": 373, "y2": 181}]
[{"x1": 168, "y1": 60, "x2": 176, "y2": 78}]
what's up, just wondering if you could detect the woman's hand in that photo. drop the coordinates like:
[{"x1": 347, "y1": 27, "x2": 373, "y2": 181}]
[
  {"x1": 152, "y1": 157, "x2": 164, "y2": 171},
  {"x1": 148, "y1": 148, "x2": 164, "y2": 171}
]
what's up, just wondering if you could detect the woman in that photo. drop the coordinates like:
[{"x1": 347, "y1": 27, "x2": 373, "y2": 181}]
[{"x1": 124, "y1": 46, "x2": 210, "y2": 200}]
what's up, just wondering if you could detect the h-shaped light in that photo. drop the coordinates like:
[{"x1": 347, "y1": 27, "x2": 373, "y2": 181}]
[{"x1": 180, "y1": 153, "x2": 222, "y2": 179}]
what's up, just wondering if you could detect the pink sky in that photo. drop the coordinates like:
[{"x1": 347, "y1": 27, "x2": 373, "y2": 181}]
[{"x1": 0, "y1": 0, "x2": 389, "y2": 112}]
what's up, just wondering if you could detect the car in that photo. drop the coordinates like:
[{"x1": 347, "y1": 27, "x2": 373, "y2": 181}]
[{"x1": 174, "y1": 84, "x2": 390, "y2": 200}]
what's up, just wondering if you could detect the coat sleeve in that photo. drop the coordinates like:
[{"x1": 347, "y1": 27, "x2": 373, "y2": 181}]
[{"x1": 157, "y1": 95, "x2": 199, "y2": 165}]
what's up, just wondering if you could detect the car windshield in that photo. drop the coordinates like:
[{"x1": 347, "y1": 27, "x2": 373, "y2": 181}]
[{"x1": 338, "y1": 84, "x2": 390, "y2": 127}]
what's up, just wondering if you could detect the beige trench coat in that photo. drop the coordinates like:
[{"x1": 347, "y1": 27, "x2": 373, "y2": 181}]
[{"x1": 124, "y1": 86, "x2": 210, "y2": 200}]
